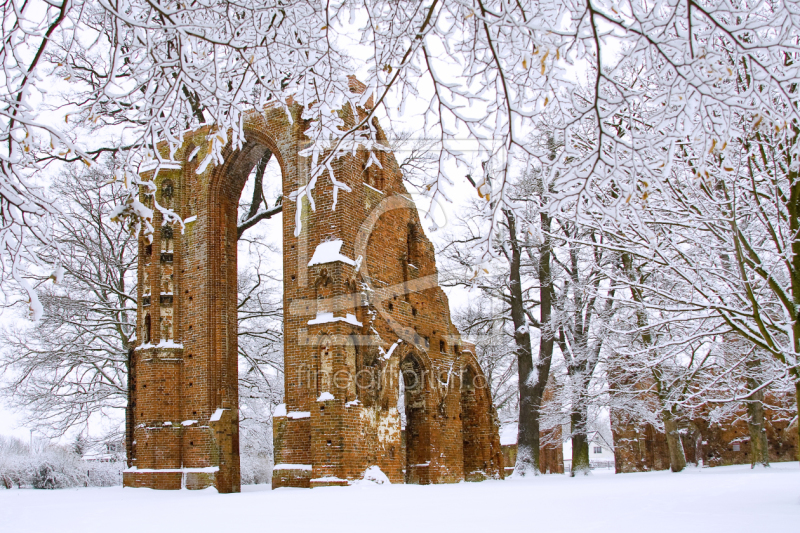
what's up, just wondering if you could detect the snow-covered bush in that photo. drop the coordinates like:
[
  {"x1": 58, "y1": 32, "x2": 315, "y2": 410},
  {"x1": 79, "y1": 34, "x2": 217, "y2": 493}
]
[
  {"x1": 30, "y1": 447, "x2": 84, "y2": 489},
  {"x1": 85, "y1": 460, "x2": 125, "y2": 487},
  {"x1": 362, "y1": 466, "x2": 390, "y2": 485},
  {"x1": 239, "y1": 417, "x2": 273, "y2": 486},
  {"x1": 0, "y1": 435, "x2": 124, "y2": 489}
]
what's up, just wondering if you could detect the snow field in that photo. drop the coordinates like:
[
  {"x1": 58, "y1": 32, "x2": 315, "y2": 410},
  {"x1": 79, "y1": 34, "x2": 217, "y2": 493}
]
[{"x1": 1, "y1": 462, "x2": 798, "y2": 533}]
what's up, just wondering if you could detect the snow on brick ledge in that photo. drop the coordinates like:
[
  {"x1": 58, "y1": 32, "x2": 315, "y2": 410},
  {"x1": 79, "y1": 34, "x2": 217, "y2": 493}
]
[
  {"x1": 317, "y1": 392, "x2": 335, "y2": 402},
  {"x1": 273, "y1": 404, "x2": 287, "y2": 417},
  {"x1": 308, "y1": 311, "x2": 362, "y2": 327},
  {"x1": 308, "y1": 240, "x2": 356, "y2": 267},
  {"x1": 210, "y1": 408, "x2": 227, "y2": 422},
  {"x1": 157, "y1": 340, "x2": 184, "y2": 348},
  {"x1": 273, "y1": 464, "x2": 313, "y2": 471},
  {"x1": 124, "y1": 466, "x2": 219, "y2": 473},
  {"x1": 287, "y1": 411, "x2": 311, "y2": 419},
  {"x1": 135, "y1": 340, "x2": 184, "y2": 350}
]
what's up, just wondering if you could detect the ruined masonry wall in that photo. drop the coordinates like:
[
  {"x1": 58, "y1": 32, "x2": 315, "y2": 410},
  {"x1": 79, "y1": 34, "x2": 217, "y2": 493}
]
[{"x1": 125, "y1": 92, "x2": 502, "y2": 492}]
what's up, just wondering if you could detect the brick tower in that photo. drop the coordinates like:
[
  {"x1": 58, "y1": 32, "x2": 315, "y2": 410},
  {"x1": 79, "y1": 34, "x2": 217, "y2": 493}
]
[{"x1": 124, "y1": 88, "x2": 503, "y2": 492}]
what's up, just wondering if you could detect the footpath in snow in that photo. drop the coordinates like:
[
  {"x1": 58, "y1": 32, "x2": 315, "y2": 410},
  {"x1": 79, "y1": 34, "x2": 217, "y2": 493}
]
[{"x1": 1, "y1": 462, "x2": 798, "y2": 533}]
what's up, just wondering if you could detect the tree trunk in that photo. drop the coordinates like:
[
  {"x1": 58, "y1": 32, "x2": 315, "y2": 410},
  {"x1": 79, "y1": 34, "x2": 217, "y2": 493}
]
[
  {"x1": 125, "y1": 347, "x2": 135, "y2": 468},
  {"x1": 623, "y1": 252, "x2": 685, "y2": 473},
  {"x1": 507, "y1": 210, "x2": 554, "y2": 476},
  {"x1": 515, "y1": 378, "x2": 540, "y2": 475},
  {"x1": 570, "y1": 406, "x2": 591, "y2": 476},
  {"x1": 745, "y1": 385, "x2": 770, "y2": 468},
  {"x1": 795, "y1": 382, "x2": 800, "y2": 465},
  {"x1": 785, "y1": 159, "x2": 800, "y2": 466},
  {"x1": 662, "y1": 411, "x2": 686, "y2": 472}
]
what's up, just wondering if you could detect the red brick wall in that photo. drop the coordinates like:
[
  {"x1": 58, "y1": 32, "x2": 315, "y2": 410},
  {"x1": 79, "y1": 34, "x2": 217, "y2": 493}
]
[{"x1": 128, "y1": 95, "x2": 502, "y2": 491}]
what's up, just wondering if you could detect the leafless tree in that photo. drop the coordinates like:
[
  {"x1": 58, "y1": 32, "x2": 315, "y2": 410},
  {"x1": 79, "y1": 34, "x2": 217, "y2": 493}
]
[{"x1": 0, "y1": 159, "x2": 136, "y2": 437}]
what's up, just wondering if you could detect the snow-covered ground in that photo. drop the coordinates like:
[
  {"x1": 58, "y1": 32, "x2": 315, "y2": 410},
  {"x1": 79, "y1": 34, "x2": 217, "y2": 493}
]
[{"x1": 2, "y1": 463, "x2": 798, "y2": 532}]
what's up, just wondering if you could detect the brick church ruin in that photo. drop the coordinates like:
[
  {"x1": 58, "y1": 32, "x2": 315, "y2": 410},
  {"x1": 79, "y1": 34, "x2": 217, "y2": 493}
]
[{"x1": 123, "y1": 85, "x2": 504, "y2": 492}]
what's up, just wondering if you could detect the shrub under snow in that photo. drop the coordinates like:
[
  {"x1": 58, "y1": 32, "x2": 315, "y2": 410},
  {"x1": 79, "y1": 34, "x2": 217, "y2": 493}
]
[
  {"x1": 1, "y1": 432, "x2": 271, "y2": 488},
  {"x1": 0, "y1": 436, "x2": 124, "y2": 489}
]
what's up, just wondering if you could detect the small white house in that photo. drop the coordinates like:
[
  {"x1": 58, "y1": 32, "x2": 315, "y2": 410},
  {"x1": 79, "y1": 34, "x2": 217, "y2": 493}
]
[{"x1": 563, "y1": 431, "x2": 615, "y2": 472}]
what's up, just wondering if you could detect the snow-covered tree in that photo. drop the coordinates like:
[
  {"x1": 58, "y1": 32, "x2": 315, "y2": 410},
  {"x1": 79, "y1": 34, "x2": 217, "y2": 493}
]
[
  {"x1": 0, "y1": 160, "x2": 136, "y2": 437},
  {"x1": 549, "y1": 221, "x2": 616, "y2": 475},
  {"x1": 595, "y1": 115, "x2": 800, "y2": 463},
  {"x1": 452, "y1": 298, "x2": 518, "y2": 422},
  {"x1": 440, "y1": 164, "x2": 564, "y2": 476},
  {"x1": 6, "y1": 0, "x2": 798, "y2": 308},
  {"x1": 604, "y1": 273, "x2": 719, "y2": 473}
]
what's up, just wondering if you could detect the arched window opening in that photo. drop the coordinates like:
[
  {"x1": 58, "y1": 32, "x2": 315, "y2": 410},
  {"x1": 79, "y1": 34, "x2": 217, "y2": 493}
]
[
  {"x1": 160, "y1": 225, "x2": 174, "y2": 263},
  {"x1": 400, "y1": 354, "x2": 430, "y2": 484},
  {"x1": 462, "y1": 366, "x2": 476, "y2": 392}
]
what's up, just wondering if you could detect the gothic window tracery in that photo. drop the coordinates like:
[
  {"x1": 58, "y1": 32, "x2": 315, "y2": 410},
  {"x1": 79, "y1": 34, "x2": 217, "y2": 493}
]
[
  {"x1": 161, "y1": 179, "x2": 175, "y2": 208},
  {"x1": 143, "y1": 314, "x2": 151, "y2": 344},
  {"x1": 161, "y1": 225, "x2": 174, "y2": 253},
  {"x1": 319, "y1": 337, "x2": 333, "y2": 394},
  {"x1": 161, "y1": 307, "x2": 173, "y2": 341},
  {"x1": 161, "y1": 265, "x2": 174, "y2": 294}
]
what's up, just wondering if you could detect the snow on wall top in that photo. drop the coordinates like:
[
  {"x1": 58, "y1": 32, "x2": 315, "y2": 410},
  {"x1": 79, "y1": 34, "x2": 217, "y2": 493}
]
[
  {"x1": 308, "y1": 240, "x2": 356, "y2": 267},
  {"x1": 124, "y1": 466, "x2": 219, "y2": 473},
  {"x1": 273, "y1": 464, "x2": 312, "y2": 471},
  {"x1": 139, "y1": 160, "x2": 182, "y2": 172},
  {"x1": 135, "y1": 340, "x2": 184, "y2": 350},
  {"x1": 308, "y1": 311, "x2": 363, "y2": 327}
]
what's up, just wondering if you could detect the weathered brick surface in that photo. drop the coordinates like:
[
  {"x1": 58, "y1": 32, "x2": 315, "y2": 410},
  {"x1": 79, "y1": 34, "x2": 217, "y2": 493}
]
[
  {"x1": 127, "y1": 89, "x2": 502, "y2": 491},
  {"x1": 612, "y1": 392, "x2": 797, "y2": 472},
  {"x1": 610, "y1": 415, "x2": 672, "y2": 473},
  {"x1": 685, "y1": 393, "x2": 798, "y2": 467}
]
